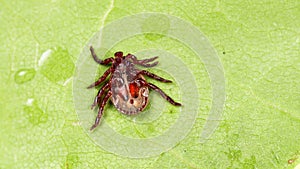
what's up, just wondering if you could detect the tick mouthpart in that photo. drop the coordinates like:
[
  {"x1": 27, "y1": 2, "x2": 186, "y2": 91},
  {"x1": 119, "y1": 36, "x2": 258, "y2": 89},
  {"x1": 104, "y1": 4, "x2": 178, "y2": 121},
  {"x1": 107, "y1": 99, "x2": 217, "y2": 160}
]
[{"x1": 114, "y1": 51, "x2": 123, "y2": 58}]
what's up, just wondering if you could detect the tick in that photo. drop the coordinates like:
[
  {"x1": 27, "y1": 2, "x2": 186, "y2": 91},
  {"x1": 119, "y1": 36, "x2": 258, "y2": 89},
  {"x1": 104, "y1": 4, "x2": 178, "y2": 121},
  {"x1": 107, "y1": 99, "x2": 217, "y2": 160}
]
[{"x1": 88, "y1": 46, "x2": 181, "y2": 131}]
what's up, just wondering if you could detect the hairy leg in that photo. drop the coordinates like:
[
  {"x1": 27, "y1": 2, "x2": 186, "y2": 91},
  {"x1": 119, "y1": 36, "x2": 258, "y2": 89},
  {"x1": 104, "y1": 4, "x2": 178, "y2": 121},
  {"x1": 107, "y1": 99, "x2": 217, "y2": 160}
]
[
  {"x1": 87, "y1": 68, "x2": 112, "y2": 88},
  {"x1": 136, "y1": 56, "x2": 159, "y2": 67},
  {"x1": 127, "y1": 54, "x2": 159, "y2": 67},
  {"x1": 138, "y1": 56, "x2": 158, "y2": 64},
  {"x1": 139, "y1": 70, "x2": 172, "y2": 83},
  {"x1": 90, "y1": 91, "x2": 112, "y2": 131},
  {"x1": 90, "y1": 46, "x2": 114, "y2": 65},
  {"x1": 91, "y1": 82, "x2": 110, "y2": 110},
  {"x1": 148, "y1": 83, "x2": 181, "y2": 106}
]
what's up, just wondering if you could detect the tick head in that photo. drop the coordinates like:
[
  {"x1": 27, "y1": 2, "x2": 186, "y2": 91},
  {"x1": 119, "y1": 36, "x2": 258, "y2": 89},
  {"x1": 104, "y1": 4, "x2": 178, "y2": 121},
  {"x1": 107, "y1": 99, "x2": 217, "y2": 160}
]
[{"x1": 114, "y1": 51, "x2": 123, "y2": 58}]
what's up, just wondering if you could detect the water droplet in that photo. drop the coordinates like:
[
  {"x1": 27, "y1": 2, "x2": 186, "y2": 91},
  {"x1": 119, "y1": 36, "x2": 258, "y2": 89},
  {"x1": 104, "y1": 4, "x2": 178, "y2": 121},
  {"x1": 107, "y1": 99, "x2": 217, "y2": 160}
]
[
  {"x1": 38, "y1": 49, "x2": 52, "y2": 67},
  {"x1": 14, "y1": 68, "x2": 36, "y2": 84},
  {"x1": 26, "y1": 98, "x2": 34, "y2": 105},
  {"x1": 23, "y1": 99, "x2": 48, "y2": 125},
  {"x1": 39, "y1": 47, "x2": 75, "y2": 84}
]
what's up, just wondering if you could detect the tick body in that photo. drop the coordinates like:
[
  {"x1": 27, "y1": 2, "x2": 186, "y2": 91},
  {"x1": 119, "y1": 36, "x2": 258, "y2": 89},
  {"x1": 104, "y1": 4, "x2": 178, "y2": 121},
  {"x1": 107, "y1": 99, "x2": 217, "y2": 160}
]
[
  {"x1": 111, "y1": 58, "x2": 149, "y2": 115},
  {"x1": 88, "y1": 46, "x2": 181, "y2": 131}
]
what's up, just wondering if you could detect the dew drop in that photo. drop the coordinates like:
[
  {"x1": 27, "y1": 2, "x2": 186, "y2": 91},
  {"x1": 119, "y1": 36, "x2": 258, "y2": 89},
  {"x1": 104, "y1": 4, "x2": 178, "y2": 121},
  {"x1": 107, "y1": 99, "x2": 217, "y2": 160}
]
[
  {"x1": 39, "y1": 49, "x2": 52, "y2": 67},
  {"x1": 26, "y1": 98, "x2": 34, "y2": 106},
  {"x1": 288, "y1": 158, "x2": 294, "y2": 164},
  {"x1": 14, "y1": 68, "x2": 36, "y2": 84},
  {"x1": 39, "y1": 47, "x2": 75, "y2": 84},
  {"x1": 24, "y1": 99, "x2": 48, "y2": 125}
]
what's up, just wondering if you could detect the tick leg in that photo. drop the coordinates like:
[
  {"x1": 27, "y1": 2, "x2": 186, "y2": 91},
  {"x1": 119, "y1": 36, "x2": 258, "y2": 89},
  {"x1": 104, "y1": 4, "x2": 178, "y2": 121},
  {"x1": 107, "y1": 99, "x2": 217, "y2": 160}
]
[
  {"x1": 137, "y1": 61, "x2": 159, "y2": 67},
  {"x1": 138, "y1": 56, "x2": 158, "y2": 64},
  {"x1": 127, "y1": 54, "x2": 158, "y2": 67},
  {"x1": 139, "y1": 70, "x2": 172, "y2": 83},
  {"x1": 136, "y1": 56, "x2": 159, "y2": 67},
  {"x1": 90, "y1": 46, "x2": 114, "y2": 65},
  {"x1": 148, "y1": 83, "x2": 182, "y2": 106},
  {"x1": 87, "y1": 68, "x2": 112, "y2": 88},
  {"x1": 91, "y1": 82, "x2": 110, "y2": 110},
  {"x1": 90, "y1": 91, "x2": 112, "y2": 131}
]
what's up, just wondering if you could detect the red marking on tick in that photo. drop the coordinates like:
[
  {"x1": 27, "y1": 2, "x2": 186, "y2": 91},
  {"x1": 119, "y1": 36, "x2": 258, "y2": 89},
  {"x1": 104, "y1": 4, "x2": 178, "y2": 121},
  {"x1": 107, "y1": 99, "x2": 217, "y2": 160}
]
[{"x1": 129, "y1": 83, "x2": 139, "y2": 98}]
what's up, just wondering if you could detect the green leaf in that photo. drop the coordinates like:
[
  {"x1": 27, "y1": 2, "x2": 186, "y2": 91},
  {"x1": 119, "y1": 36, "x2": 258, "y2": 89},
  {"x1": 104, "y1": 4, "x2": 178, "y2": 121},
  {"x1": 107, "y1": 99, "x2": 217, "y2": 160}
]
[{"x1": 1, "y1": 0, "x2": 299, "y2": 168}]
